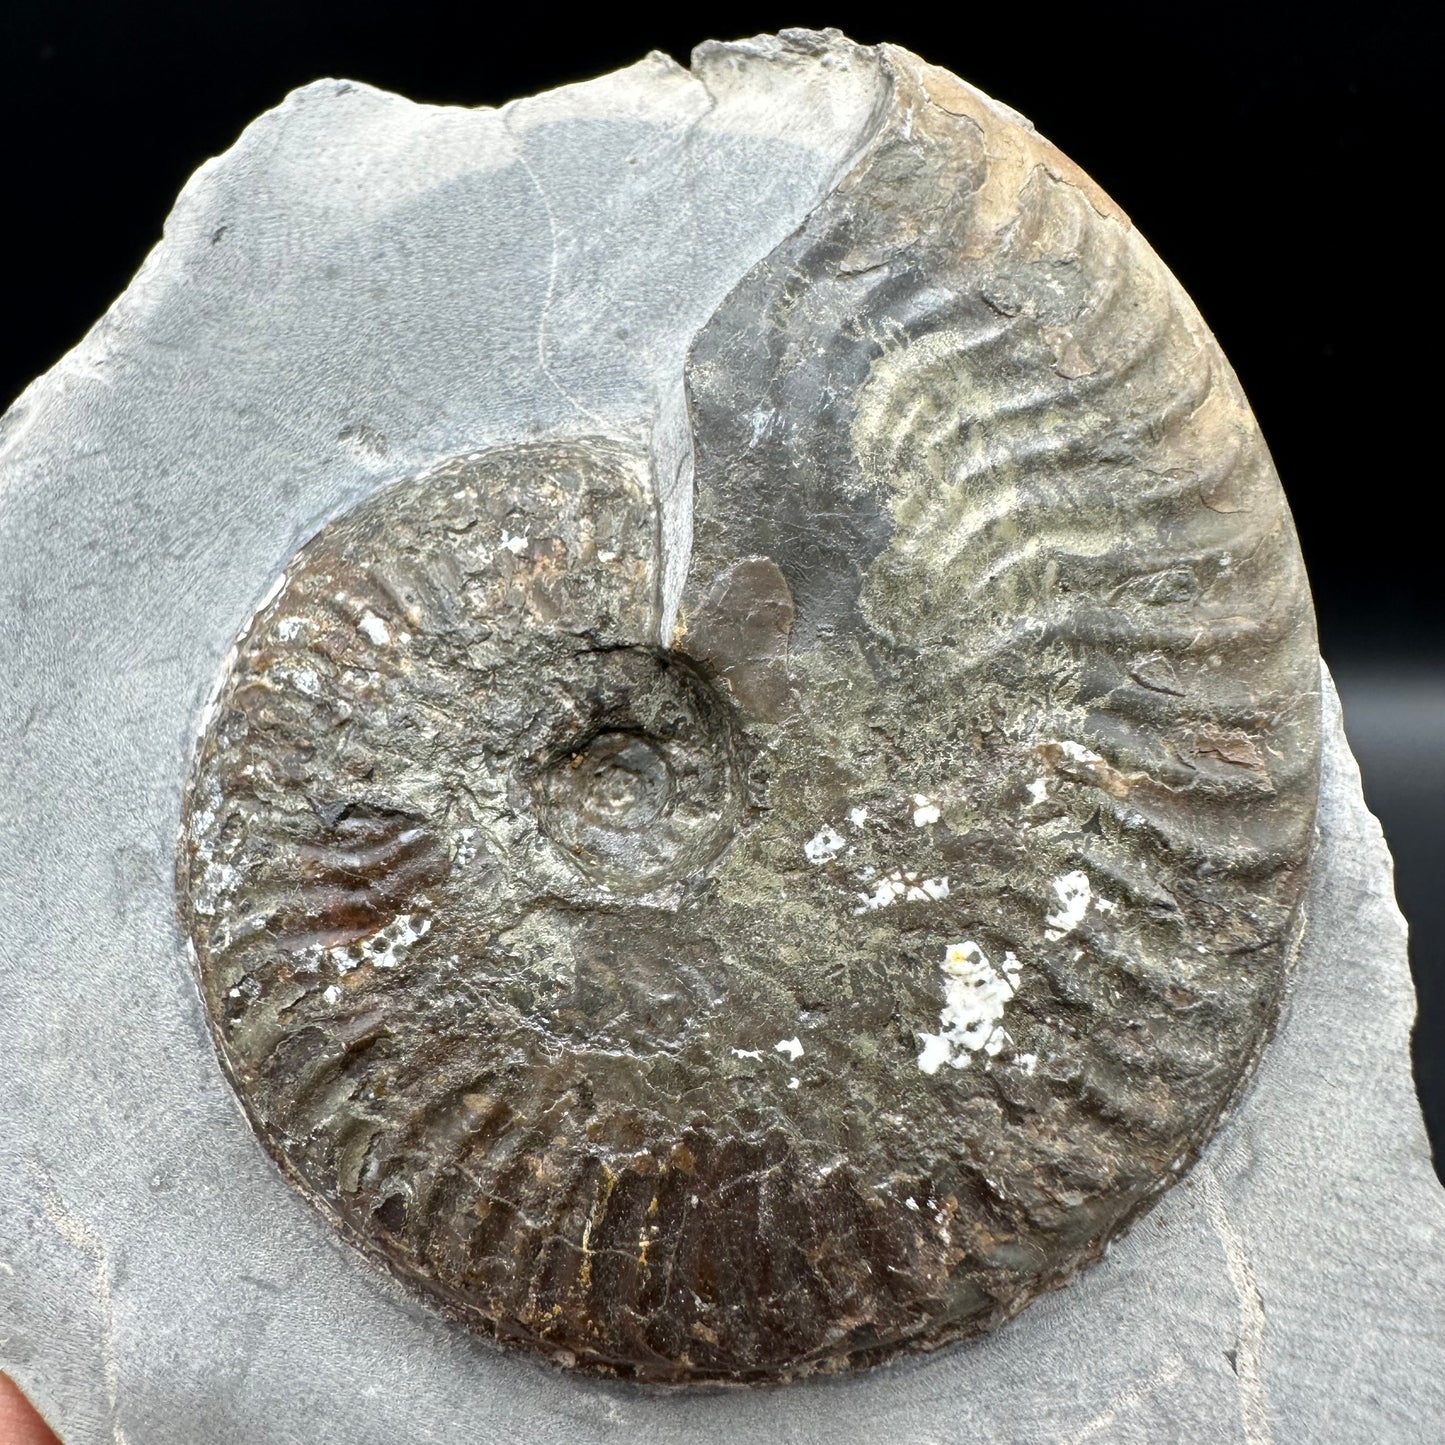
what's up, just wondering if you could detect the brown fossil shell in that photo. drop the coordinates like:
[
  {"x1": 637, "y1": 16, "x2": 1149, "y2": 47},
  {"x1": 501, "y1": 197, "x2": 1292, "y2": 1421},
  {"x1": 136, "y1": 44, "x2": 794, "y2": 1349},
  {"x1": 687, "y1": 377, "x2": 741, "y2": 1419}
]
[{"x1": 179, "y1": 37, "x2": 1320, "y2": 1384}]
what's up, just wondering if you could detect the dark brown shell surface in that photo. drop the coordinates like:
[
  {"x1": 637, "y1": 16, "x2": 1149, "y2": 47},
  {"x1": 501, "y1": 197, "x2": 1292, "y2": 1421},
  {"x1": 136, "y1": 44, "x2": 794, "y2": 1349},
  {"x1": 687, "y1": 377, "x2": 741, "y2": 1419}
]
[{"x1": 179, "y1": 39, "x2": 1321, "y2": 1384}]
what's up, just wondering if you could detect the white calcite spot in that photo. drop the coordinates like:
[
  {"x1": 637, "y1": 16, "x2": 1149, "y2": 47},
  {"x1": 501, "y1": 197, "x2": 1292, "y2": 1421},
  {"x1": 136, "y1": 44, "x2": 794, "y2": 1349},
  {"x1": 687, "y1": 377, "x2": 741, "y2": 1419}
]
[
  {"x1": 916, "y1": 940, "x2": 1023, "y2": 1075},
  {"x1": 275, "y1": 615, "x2": 307, "y2": 642},
  {"x1": 290, "y1": 667, "x2": 320, "y2": 696},
  {"x1": 252, "y1": 571, "x2": 290, "y2": 615},
  {"x1": 501, "y1": 529, "x2": 529, "y2": 555},
  {"x1": 322, "y1": 984, "x2": 342, "y2": 1005},
  {"x1": 455, "y1": 828, "x2": 477, "y2": 866},
  {"x1": 315, "y1": 912, "x2": 432, "y2": 976},
  {"x1": 775, "y1": 1036, "x2": 804, "y2": 1062},
  {"x1": 191, "y1": 858, "x2": 239, "y2": 918},
  {"x1": 912, "y1": 793, "x2": 940, "y2": 827},
  {"x1": 358, "y1": 610, "x2": 390, "y2": 646},
  {"x1": 730, "y1": 1047, "x2": 764, "y2": 1061},
  {"x1": 1057, "y1": 740, "x2": 1104, "y2": 765},
  {"x1": 854, "y1": 871, "x2": 905, "y2": 911},
  {"x1": 1026, "y1": 777, "x2": 1049, "y2": 806},
  {"x1": 849, "y1": 806, "x2": 868, "y2": 828},
  {"x1": 1045, "y1": 870, "x2": 1092, "y2": 940},
  {"x1": 854, "y1": 869, "x2": 949, "y2": 913},
  {"x1": 916, "y1": 1032, "x2": 952, "y2": 1074},
  {"x1": 788, "y1": 1076, "x2": 800, "y2": 1090},
  {"x1": 361, "y1": 913, "x2": 431, "y2": 969},
  {"x1": 804, "y1": 825, "x2": 846, "y2": 864}
]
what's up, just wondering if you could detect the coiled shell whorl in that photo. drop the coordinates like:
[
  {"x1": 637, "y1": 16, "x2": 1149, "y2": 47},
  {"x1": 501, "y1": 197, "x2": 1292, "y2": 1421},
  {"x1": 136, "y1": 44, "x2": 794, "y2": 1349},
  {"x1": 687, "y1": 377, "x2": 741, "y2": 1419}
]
[{"x1": 180, "y1": 38, "x2": 1320, "y2": 1384}]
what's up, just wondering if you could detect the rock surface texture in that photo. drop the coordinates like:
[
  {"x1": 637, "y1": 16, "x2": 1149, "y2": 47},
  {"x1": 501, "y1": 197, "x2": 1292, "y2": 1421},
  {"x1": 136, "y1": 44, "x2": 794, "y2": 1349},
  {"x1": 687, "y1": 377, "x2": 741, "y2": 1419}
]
[{"x1": 2, "y1": 28, "x2": 1442, "y2": 1440}]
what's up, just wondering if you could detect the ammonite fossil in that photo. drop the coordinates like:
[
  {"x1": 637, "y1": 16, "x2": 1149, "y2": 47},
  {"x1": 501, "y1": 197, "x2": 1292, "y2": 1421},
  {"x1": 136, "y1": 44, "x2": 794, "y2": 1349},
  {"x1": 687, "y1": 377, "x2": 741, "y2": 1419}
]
[{"x1": 179, "y1": 34, "x2": 1320, "y2": 1384}]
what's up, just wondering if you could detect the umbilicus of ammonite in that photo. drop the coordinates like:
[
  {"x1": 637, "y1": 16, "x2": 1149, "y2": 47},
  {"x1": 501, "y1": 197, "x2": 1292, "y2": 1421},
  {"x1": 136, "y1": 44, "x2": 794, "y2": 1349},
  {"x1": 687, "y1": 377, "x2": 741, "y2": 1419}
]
[{"x1": 179, "y1": 32, "x2": 1320, "y2": 1384}]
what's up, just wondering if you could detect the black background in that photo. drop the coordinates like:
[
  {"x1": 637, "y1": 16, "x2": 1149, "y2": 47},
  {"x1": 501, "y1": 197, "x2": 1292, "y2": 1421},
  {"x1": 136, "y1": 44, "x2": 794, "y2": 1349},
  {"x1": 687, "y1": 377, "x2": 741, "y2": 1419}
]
[{"x1": 3, "y1": 2, "x2": 1440, "y2": 1175}]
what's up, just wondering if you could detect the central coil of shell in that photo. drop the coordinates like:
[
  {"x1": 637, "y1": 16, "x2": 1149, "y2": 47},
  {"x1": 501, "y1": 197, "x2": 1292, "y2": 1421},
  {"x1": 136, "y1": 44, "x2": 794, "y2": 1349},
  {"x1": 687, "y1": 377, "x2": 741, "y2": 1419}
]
[
  {"x1": 180, "y1": 37, "x2": 1321, "y2": 1384},
  {"x1": 526, "y1": 647, "x2": 750, "y2": 895}
]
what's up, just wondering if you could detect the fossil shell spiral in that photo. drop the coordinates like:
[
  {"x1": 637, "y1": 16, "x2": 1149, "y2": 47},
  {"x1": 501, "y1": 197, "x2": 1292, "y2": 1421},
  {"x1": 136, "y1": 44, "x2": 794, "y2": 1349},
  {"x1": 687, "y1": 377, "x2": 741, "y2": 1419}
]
[{"x1": 179, "y1": 35, "x2": 1320, "y2": 1384}]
